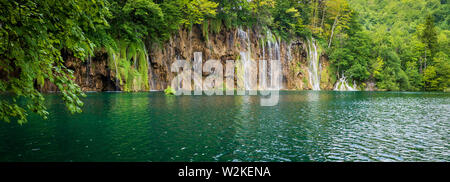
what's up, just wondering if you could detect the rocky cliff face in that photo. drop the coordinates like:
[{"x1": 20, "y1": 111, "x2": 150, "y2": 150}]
[
  {"x1": 39, "y1": 50, "x2": 117, "y2": 92},
  {"x1": 41, "y1": 26, "x2": 335, "y2": 92}
]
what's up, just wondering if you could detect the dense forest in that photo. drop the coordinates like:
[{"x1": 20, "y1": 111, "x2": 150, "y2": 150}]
[{"x1": 0, "y1": 0, "x2": 449, "y2": 123}]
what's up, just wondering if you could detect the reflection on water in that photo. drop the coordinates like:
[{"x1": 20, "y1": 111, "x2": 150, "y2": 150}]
[{"x1": 0, "y1": 91, "x2": 448, "y2": 161}]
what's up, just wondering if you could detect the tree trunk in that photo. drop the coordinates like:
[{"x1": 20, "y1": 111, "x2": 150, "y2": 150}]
[
  {"x1": 419, "y1": 58, "x2": 423, "y2": 74},
  {"x1": 424, "y1": 50, "x2": 427, "y2": 70},
  {"x1": 311, "y1": 0, "x2": 317, "y2": 29},
  {"x1": 320, "y1": 6, "x2": 326, "y2": 34},
  {"x1": 328, "y1": 15, "x2": 339, "y2": 48}
]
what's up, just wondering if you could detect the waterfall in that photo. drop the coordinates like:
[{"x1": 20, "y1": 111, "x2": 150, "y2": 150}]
[
  {"x1": 287, "y1": 43, "x2": 292, "y2": 62},
  {"x1": 307, "y1": 38, "x2": 321, "y2": 90},
  {"x1": 112, "y1": 53, "x2": 120, "y2": 91},
  {"x1": 265, "y1": 30, "x2": 280, "y2": 61},
  {"x1": 268, "y1": 32, "x2": 281, "y2": 90},
  {"x1": 266, "y1": 31, "x2": 273, "y2": 89},
  {"x1": 143, "y1": 44, "x2": 157, "y2": 91},
  {"x1": 236, "y1": 28, "x2": 283, "y2": 91},
  {"x1": 193, "y1": 52, "x2": 203, "y2": 92},
  {"x1": 262, "y1": 41, "x2": 265, "y2": 61},
  {"x1": 265, "y1": 30, "x2": 282, "y2": 90},
  {"x1": 237, "y1": 28, "x2": 253, "y2": 90},
  {"x1": 334, "y1": 74, "x2": 357, "y2": 91},
  {"x1": 239, "y1": 51, "x2": 252, "y2": 90},
  {"x1": 267, "y1": 34, "x2": 273, "y2": 61},
  {"x1": 260, "y1": 38, "x2": 266, "y2": 90},
  {"x1": 86, "y1": 54, "x2": 91, "y2": 85},
  {"x1": 146, "y1": 52, "x2": 157, "y2": 91},
  {"x1": 274, "y1": 41, "x2": 280, "y2": 61}
]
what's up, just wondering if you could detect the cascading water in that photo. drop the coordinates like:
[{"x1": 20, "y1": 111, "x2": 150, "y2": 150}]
[
  {"x1": 270, "y1": 32, "x2": 282, "y2": 90},
  {"x1": 143, "y1": 44, "x2": 157, "y2": 91},
  {"x1": 266, "y1": 31, "x2": 273, "y2": 89},
  {"x1": 146, "y1": 53, "x2": 157, "y2": 91},
  {"x1": 262, "y1": 40, "x2": 265, "y2": 61},
  {"x1": 287, "y1": 43, "x2": 292, "y2": 62},
  {"x1": 260, "y1": 30, "x2": 283, "y2": 90},
  {"x1": 112, "y1": 53, "x2": 120, "y2": 91},
  {"x1": 86, "y1": 54, "x2": 91, "y2": 85},
  {"x1": 334, "y1": 74, "x2": 357, "y2": 91},
  {"x1": 274, "y1": 41, "x2": 280, "y2": 61},
  {"x1": 307, "y1": 38, "x2": 321, "y2": 90},
  {"x1": 237, "y1": 28, "x2": 253, "y2": 90},
  {"x1": 259, "y1": 36, "x2": 267, "y2": 90},
  {"x1": 193, "y1": 52, "x2": 203, "y2": 92}
]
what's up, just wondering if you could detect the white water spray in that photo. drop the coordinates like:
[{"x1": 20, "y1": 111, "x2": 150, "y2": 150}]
[
  {"x1": 334, "y1": 74, "x2": 357, "y2": 91},
  {"x1": 262, "y1": 30, "x2": 283, "y2": 90},
  {"x1": 307, "y1": 38, "x2": 321, "y2": 90},
  {"x1": 237, "y1": 28, "x2": 254, "y2": 90}
]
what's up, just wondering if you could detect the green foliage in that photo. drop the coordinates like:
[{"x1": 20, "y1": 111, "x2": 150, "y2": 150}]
[
  {"x1": 423, "y1": 52, "x2": 450, "y2": 91},
  {"x1": 164, "y1": 86, "x2": 176, "y2": 95},
  {"x1": 271, "y1": 0, "x2": 306, "y2": 40},
  {"x1": 161, "y1": 0, "x2": 218, "y2": 32},
  {"x1": 1, "y1": 0, "x2": 449, "y2": 124},
  {"x1": 182, "y1": 0, "x2": 218, "y2": 29},
  {"x1": 104, "y1": 0, "x2": 219, "y2": 93},
  {"x1": 342, "y1": 0, "x2": 449, "y2": 91},
  {"x1": 109, "y1": 0, "x2": 165, "y2": 43},
  {"x1": 0, "y1": 0, "x2": 107, "y2": 123},
  {"x1": 371, "y1": 57, "x2": 384, "y2": 80},
  {"x1": 423, "y1": 66, "x2": 438, "y2": 90},
  {"x1": 329, "y1": 12, "x2": 371, "y2": 83},
  {"x1": 420, "y1": 15, "x2": 439, "y2": 60},
  {"x1": 202, "y1": 19, "x2": 210, "y2": 42},
  {"x1": 210, "y1": 18, "x2": 222, "y2": 34},
  {"x1": 250, "y1": 0, "x2": 275, "y2": 27},
  {"x1": 107, "y1": 39, "x2": 149, "y2": 92},
  {"x1": 211, "y1": 0, "x2": 254, "y2": 29},
  {"x1": 405, "y1": 61, "x2": 422, "y2": 91}
]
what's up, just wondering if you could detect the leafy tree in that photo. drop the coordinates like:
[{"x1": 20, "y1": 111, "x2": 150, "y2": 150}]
[
  {"x1": 405, "y1": 61, "x2": 422, "y2": 91},
  {"x1": 1, "y1": 0, "x2": 449, "y2": 124},
  {"x1": 349, "y1": 0, "x2": 448, "y2": 91},
  {"x1": 271, "y1": 0, "x2": 306, "y2": 40},
  {"x1": 324, "y1": 0, "x2": 351, "y2": 48},
  {"x1": 328, "y1": 10, "x2": 371, "y2": 83},
  {"x1": 0, "y1": 0, "x2": 109, "y2": 123},
  {"x1": 419, "y1": 14, "x2": 438, "y2": 67},
  {"x1": 210, "y1": 0, "x2": 253, "y2": 28},
  {"x1": 250, "y1": 0, "x2": 276, "y2": 27},
  {"x1": 371, "y1": 57, "x2": 384, "y2": 80},
  {"x1": 423, "y1": 51, "x2": 449, "y2": 91},
  {"x1": 179, "y1": 0, "x2": 218, "y2": 29}
]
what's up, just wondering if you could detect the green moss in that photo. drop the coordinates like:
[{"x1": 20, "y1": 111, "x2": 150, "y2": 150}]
[
  {"x1": 320, "y1": 63, "x2": 338, "y2": 88},
  {"x1": 320, "y1": 66, "x2": 329, "y2": 86},
  {"x1": 235, "y1": 55, "x2": 244, "y2": 87},
  {"x1": 164, "y1": 86, "x2": 175, "y2": 95},
  {"x1": 293, "y1": 61, "x2": 302, "y2": 75},
  {"x1": 359, "y1": 82, "x2": 367, "y2": 90},
  {"x1": 348, "y1": 79, "x2": 354, "y2": 88},
  {"x1": 210, "y1": 18, "x2": 222, "y2": 34},
  {"x1": 202, "y1": 19, "x2": 209, "y2": 43},
  {"x1": 107, "y1": 39, "x2": 149, "y2": 92},
  {"x1": 329, "y1": 66, "x2": 337, "y2": 85},
  {"x1": 302, "y1": 77, "x2": 308, "y2": 88}
]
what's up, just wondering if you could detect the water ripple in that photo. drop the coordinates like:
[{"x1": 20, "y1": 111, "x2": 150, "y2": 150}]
[{"x1": 0, "y1": 91, "x2": 448, "y2": 161}]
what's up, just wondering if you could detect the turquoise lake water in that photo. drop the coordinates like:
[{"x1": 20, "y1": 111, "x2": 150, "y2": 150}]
[{"x1": 0, "y1": 91, "x2": 448, "y2": 161}]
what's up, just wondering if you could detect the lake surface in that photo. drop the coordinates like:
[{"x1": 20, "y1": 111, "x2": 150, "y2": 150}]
[{"x1": 0, "y1": 91, "x2": 448, "y2": 161}]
